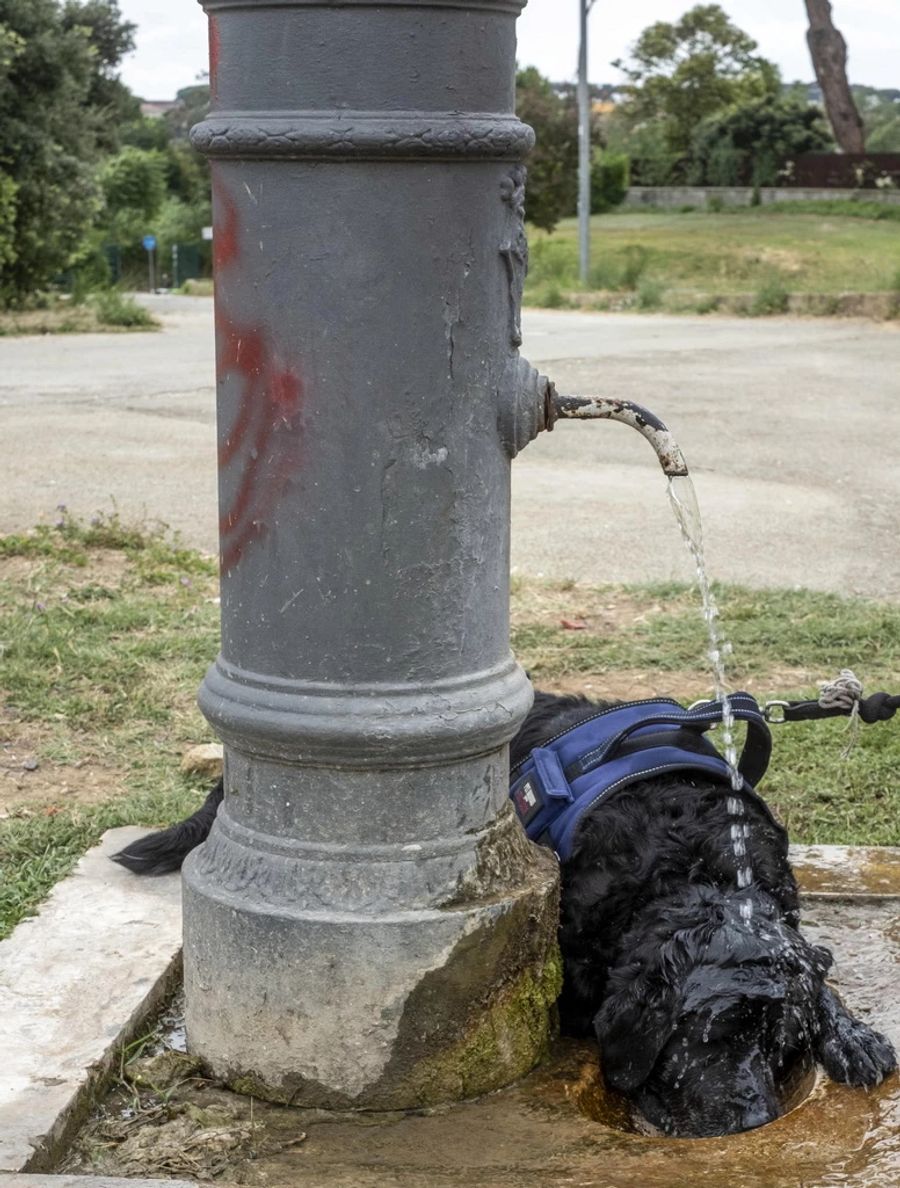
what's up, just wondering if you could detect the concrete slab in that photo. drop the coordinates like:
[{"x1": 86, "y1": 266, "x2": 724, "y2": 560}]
[{"x1": 0, "y1": 830, "x2": 182, "y2": 1173}]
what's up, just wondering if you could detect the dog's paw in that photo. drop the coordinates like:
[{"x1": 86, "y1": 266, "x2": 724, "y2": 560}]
[{"x1": 818, "y1": 1013, "x2": 897, "y2": 1087}]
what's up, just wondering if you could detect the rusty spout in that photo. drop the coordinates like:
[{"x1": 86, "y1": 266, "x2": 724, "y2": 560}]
[{"x1": 550, "y1": 394, "x2": 689, "y2": 477}]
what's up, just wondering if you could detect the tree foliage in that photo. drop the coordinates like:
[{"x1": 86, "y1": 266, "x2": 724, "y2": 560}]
[
  {"x1": 855, "y1": 88, "x2": 900, "y2": 153},
  {"x1": 614, "y1": 4, "x2": 780, "y2": 154},
  {"x1": 0, "y1": 0, "x2": 134, "y2": 305},
  {"x1": 100, "y1": 146, "x2": 167, "y2": 221},
  {"x1": 590, "y1": 151, "x2": 629, "y2": 213},
  {"x1": 688, "y1": 95, "x2": 834, "y2": 187},
  {"x1": 516, "y1": 66, "x2": 579, "y2": 233},
  {"x1": 62, "y1": 0, "x2": 138, "y2": 150}
]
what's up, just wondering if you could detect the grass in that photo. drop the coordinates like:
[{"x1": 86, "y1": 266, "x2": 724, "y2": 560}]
[
  {"x1": 524, "y1": 206, "x2": 900, "y2": 314},
  {"x1": 176, "y1": 278, "x2": 214, "y2": 297},
  {"x1": 2, "y1": 517, "x2": 899, "y2": 938},
  {"x1": 90, "y1": 289, "x2": 158, "y2": 329},
  {"x1": 0, "y1": 291, "x2": 159, "y2": 336},
  {"x1": 0, "y1": 512, "x2": 218, "y2": 937}
]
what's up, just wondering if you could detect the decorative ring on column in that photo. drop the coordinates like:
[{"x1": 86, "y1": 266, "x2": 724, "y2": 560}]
[
  {"x1": 198, "y1": 653, "x2": 534, "y2": 765},
  {"x1": 204, "y1": 0, "x2": 525, "y2": 11},
  {"x1": 192, "y1": 113, "x2": 535, "y2": 160}
]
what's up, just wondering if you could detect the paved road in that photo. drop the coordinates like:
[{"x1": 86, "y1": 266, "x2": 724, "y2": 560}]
[{"x1": 2, "y1": 296, "x2": 899, "y2": 597}]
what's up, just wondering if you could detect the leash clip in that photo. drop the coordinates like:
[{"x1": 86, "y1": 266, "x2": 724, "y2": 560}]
[{"x1": 764, "y1": 700, "x2": 790, "y2": 725}]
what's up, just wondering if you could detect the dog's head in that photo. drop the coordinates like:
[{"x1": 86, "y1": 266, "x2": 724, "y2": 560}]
[{"x1": 594, "y1": 885, "x2": 830, "y2": 1137}]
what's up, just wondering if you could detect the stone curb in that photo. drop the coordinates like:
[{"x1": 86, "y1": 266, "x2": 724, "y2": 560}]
[{"x1": 0, "y1": 829, "x2": 182, "y2": 1173}]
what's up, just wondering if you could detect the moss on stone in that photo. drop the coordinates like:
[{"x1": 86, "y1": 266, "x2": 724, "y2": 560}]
[{"x1": 396, "y1": 944, "x2": 564, "y2": 1105}]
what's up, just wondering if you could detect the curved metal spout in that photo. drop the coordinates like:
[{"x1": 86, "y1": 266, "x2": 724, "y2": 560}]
[{"x1": 550, "y1": 394, "x2": 689, "y2": 478}]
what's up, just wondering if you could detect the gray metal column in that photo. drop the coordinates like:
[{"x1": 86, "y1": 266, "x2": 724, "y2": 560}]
[{"x1": 182, "y1": 0, "x2": 561, "y2": 1109}]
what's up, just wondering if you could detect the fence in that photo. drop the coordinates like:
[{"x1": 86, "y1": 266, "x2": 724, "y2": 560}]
[
  {"x1": 101, "y1": 240, "x2": 212, "y2": 290},
  {"x1": 790, "y1": 153, "x2": 900, "y2": 188}
]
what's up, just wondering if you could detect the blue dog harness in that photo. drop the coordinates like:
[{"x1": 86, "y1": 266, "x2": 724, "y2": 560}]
[{"x1": 510, "y1": 693, "x2": 777, "y2": 861}]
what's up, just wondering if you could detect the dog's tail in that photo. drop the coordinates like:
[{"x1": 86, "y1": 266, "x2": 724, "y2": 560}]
[{"x1": 111, "y1": 779, "x2": 224, "y2": 875}]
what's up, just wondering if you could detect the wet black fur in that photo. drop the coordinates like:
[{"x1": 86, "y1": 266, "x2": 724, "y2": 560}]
[
  {"x1": 510, "y1": 692, "x2": 896, "y2": 1136},
  {"x1": 113, "y1": 690, "x2": 897, "y2": 1136}
]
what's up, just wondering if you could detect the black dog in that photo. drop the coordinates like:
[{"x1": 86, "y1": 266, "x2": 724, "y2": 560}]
[
  {"x1": 509, "y1": 691, "x2": 896, "y2": 1136},
  {"x1": 115, "y1": 690, "x2": 896, "y2": 1137}
]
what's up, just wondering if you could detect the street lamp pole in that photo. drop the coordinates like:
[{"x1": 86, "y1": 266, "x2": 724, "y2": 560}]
[{"x1": 577, "y1": 0, "x2": 593, "y2": 285}]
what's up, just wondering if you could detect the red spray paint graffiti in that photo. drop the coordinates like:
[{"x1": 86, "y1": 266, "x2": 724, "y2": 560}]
[{"x1": 212, "y1": 173, "x2": 305, "y2": 574}]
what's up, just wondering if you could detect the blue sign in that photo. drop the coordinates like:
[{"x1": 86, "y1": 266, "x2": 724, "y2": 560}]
[{"x1": 142, "y1": 234, "x2": 157, "y2": 252}]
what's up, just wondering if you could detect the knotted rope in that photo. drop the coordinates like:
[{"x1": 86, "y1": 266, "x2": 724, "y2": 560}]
[{"x1": 818, "y1": 669, "x2": 864, "y2": 755}]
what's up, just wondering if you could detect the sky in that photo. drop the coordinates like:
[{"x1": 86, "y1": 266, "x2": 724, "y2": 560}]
[{"x1": 116, "y1": 0, "x2": 898, "y2": 103}]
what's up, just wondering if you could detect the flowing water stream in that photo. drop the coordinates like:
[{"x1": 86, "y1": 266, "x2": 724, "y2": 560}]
[{"x1": 667, "y1": 474, "x2": 754, "y2": 921}]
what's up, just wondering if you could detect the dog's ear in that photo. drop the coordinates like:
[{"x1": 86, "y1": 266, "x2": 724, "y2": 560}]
[{"x1": 593, "y1": 977, "x2": 680, "y2": 1093}]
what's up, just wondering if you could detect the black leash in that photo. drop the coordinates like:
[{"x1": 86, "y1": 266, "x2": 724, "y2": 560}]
[{"x1": 764, "y1": 691, "x2": 900, "y2": 725}]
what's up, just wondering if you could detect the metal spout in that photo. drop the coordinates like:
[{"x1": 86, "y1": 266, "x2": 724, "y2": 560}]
[{"x1": 549, "y1": 394, "x2": 689, "y2": 477}]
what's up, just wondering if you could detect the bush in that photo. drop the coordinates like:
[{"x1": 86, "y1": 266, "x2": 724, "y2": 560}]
[
  {"x1": 636, "y1": 277, "x2": 665, "y2": 310},
  {"x1": 694, "y1": 295, "x2": 722, "y2": 315},
  {"x1": 749, "y1": 272, "x2": 790, "y2": 316},
  {"x1": 689, "y1": 96, "x2": 833, "y2": 188},
  {"x1": 621, "y1": 244, "x2": 650, "y2": 289},
  {"x1": 528, "y1": 237, "x2": 577, "y2": 287},
  {"x1": 588, "y1": 255, "x2": 624, "y2": 290},
  {"x1": 590, "y1": 151, "x2": 630, "y2": 213},
  {"x1": 90, "y1": 290, "x2": 158, "y2": 328}
]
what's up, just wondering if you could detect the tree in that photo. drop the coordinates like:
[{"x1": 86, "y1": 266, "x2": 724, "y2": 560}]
[
  {"x1": 804, "y1": 0, "x2": 865, "y2": 153},
  {"x1": 516, "y1": 67, "x2": 579, "y2": 233},
  {"x1": 614, "y1": 5, "x2": 780, "y2": 155},
  {"x1": 0, "y1": 0, "x2": 135, "y2": 305},
  {"x1": 688, "y1": 95, "x2": 833, "y2": 186},
  {"x1": 62, "y1": 0, "x2": 138, "y2": 150},
  {"x1": 100, "y1": 146, "x2": 167, "y2": 221}
]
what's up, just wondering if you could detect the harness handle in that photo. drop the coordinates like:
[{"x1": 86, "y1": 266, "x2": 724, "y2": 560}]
[{"x1": 565, "y1": 693, "x2": 771, "y2": 789}]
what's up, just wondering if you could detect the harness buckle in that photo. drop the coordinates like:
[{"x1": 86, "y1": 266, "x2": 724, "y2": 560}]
[{"x1": 764, "y1": 700, "x2": 790, "y2": 725}]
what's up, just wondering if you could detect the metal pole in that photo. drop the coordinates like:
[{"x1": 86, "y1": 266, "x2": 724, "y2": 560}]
[
  {"x1": 183, "y1": 0, "x2": 560, "y2": 1110},
  {"x1": 577, "y1": 0, "x2": 592, "y2": 285},
  {"x1": 148, "y1": 247, "x2": 155, "y2": 294}
]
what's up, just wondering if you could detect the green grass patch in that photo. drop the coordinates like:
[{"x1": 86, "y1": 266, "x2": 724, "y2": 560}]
[
  {"x1": 511, "y1": 579, "x2": 900, "y2": 847},
  {"x1": 524, "y1": 207, "x2": 900, "y2": 312},
  {"x1": 0, "y1": 291, "x2": 159, "y2": 335},
  {"x1": 0, "y1": 513, "x2": 218, "y2": 937},
  {"x1": 2, "y1": 522, "x2": 899, "y2": 938}
]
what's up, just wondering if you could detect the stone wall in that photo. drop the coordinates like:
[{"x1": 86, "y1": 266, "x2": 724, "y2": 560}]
[{"x1": 623, "y1": 186, "x2": 900, "y2": 210}]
